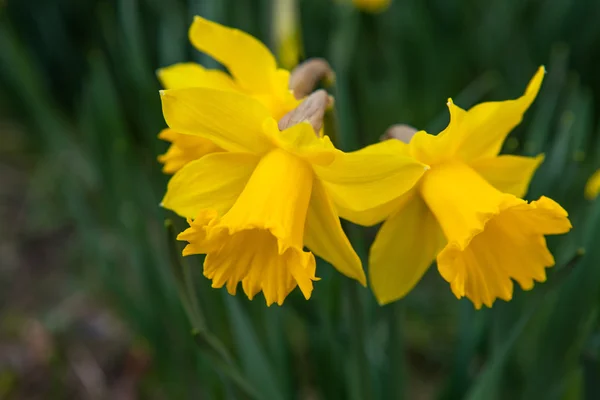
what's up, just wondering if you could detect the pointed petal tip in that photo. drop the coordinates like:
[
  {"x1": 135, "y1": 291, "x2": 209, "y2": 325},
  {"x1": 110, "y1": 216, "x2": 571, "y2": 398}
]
[
  {"x1": 358, "y1": 273, "x2": 367, "y2": 287},
  {"x1": 375, "y1": 297, "x2": 390, "y2": 306},
  {"x1": 534, "y1": 153, "x2": 546, "y2": 165},
  {"x1": 374, "y1": 292, "x2": 400, "y2": 306},
  {"x1": 175, "y1": 231, "x2": 186, "y2": 241}
]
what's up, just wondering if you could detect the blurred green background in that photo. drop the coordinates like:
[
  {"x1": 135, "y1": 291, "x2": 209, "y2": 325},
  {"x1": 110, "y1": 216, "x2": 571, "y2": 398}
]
[{"x1": 1, "y1": 0, "x2": 600, "y2": 399}]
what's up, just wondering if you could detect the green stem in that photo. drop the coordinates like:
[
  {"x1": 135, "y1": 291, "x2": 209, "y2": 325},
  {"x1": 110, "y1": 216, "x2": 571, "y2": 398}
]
[
  {"x1": 192, "y1": 331, "x2": 261, "y2": 400},
  {"x1": 165, "y1": 219, "x2": 204, "y2": 329},
  {"x1": 183, "y1": 257, "x2": 205, "y2": 330},
  {"x1": 347, "y1": 280, "x2": 373, "y2": 400},
  {"x1": 165, "y1": 219, "x2": 260, "y2": 399},
  {"x1": 387, "y1": 302, "x2": 406, "y2": 400}
]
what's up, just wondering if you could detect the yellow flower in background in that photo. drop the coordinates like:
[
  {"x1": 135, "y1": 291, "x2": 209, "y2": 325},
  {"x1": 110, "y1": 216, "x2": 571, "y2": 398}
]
[
  {"x1": 352, "y1": 0, "x2": 391, "y2": 13},
  {"x1": 341, "y1": 67, "x2": 572, "y2": 308},
  {"x1": 585, "y1": 169, "x2": 600, "y2": 200},
  {"x1": 159, "y1": 87, "x2": 428, "y2": 305},
  {"x1": 274, "y1": 0, "x2": 302, "y2": 70},
  {"x1": 157, "y1": 16, "x2": 301, "y2": 174}
]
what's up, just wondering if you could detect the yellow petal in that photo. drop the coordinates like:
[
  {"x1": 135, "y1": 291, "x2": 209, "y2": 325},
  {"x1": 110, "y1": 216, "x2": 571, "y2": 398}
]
[
  {"x1": 221, "y1": 149, "x2": 313, "y2": 250},
  {"x1": 304, "y1": 178, "x2": 366, "y2": 285},
  {"x1": 162, "y1": 152, "x2": 259, "y2": 218},
  {"x1": 178, "y1": 148, "x2": 318, "y2": 305},
  {"x1": 189, "y1": 16, "x2": 278, "y2": 94},
  {"x1": 420, "y1": 161, "x2": 508, "y2": 251},
  {"x1": 409, "y1": 104, "x2": 466, "y2": 165},
  {"x1": 469, "y1": 154, "x2": 544, "y2": 198},
  {"x1": 160, "y1": 87, "x2": 275, "y2": 154},
  {"x1": 263, "y1": 119, "x2": 337, "y2": 165},
  {"x1": 252, "y1": 68, "x2": 300, "y2": 120},
  {"x1": 410, "y1": 68, "x2": 544, "y2": 165},
  {"x1": 585, "y1": 169, "x2": 600, "y2": 200},
  {"x1": 157, "y1": 62, "x2": 237, "y2": 91},
  {"x1": 314, "y1": 139, "x2": 428, "y2": 215},
  {"x1": 419, "y1": 161, "x2": 571, "y2": 308},
  {"x1": 454, "y1": 67, "x2": 545, "y2": 161},
  {"x1": 157, "y1": 128, "x2": 222, "y2": 174},
  {"x1": 369, "y1": 192, "x2": 446, "y2": 305},
  {"x1": 337, "y1": 196, "x2": 404, "y2": 227}
]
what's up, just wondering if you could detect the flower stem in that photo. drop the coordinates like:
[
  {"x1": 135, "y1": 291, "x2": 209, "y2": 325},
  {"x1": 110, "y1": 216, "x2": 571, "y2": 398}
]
[
  {"x1": 165, "y1": 219, "x2": 260, "y2": 399},
  {"x1": 387, "y1": 302, "x2": 406, "y2": 400},
  {"x1": 346, "y1": 280, "x2": 373, "y2": 400}
]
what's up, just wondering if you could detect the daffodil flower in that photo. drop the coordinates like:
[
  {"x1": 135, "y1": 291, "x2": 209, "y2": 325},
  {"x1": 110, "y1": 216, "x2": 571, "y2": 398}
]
[
  {"x1": 585, "y1": 169, "x2": 600, "y2": 200},
  {"x1": 343, "y1": 67, "x2": 572, "y2": 308},
  {"x1": 159, "y1": 88, "x2": 428, "y2": 305},
  {"x1": 273, "y1": 0, "x2": 302, "y2": 70},
  {"x1": 157, "y1": 16, "x2": 302, "y2": 174}
]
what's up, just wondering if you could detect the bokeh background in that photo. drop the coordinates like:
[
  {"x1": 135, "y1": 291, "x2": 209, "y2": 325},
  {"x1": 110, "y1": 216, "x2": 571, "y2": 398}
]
[{"x1": 2, "y1": 0, "x2": 600, "y2": 399}]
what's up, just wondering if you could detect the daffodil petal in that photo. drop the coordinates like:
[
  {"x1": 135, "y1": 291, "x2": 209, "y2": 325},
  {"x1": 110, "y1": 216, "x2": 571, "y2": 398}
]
[
  {"x1": 454, "y1": 66, "x2": 545, "y2": 161},
  {"x1": 337, "y1": 196, "x2": 404, "y2": 227},
  {"x1": 369, "y1": 193, "x2": 446, "y2": 305},
  {"x1": 160, "y1": 87, "x2": 275, "y2": 154},
  {"x1": 263, "y1": 119, "x2": 337, "y2": 165},
  {"x1": 314, "y1": 139, "x2": 428, "y2": 214},
  {"x1": 469, "y1": 154, "x2": 544, "y2": 198},
  {"x1": 189, "y1": 16, "x2": 277, "y2": 93},
  {"x1": 157, "y1": 128, "x2": 223, "y2": 174},
  {"x1": 157, "y1": 62, "x2": 237, "y2": 91},
  {"x1": 161, "y1": 152, "x2": 259, "y2": 218},
  {"x1": 304, "y1": 179, "x2": 366, "y2": 285},
  {"x1": 409, "y1": 104, "x2": 466, "y2": 165}
]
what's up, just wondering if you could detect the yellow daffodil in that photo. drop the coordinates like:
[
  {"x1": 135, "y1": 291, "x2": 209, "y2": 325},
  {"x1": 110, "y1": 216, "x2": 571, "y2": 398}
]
[
  {"x1": 352, "y1": 0, "x2": 391, "y2": 13},
  {"x1": 157, "y1": 16, "x2": 301, "y2": 174},
  {"x1": 585, "y1": 169, "x2": 600, "y2": 200},
  {"x1": 342, "y1": 67, "x2": 572, "y2": 308},
  {"x1": 159, "y1": 87, "x2": 428, "y2": 305}
]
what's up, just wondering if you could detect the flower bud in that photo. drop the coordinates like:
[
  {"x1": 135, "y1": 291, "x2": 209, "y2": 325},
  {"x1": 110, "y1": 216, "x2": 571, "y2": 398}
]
[
  {"x1": 278, "y1": 89, "x2": 334, "y2": 134},
  {"x1": 289, "y1": 59, "x2": 335, "y2": 99},
  {"x1": 380, "y1": 124, "x2": 418, "y2": 144}
]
